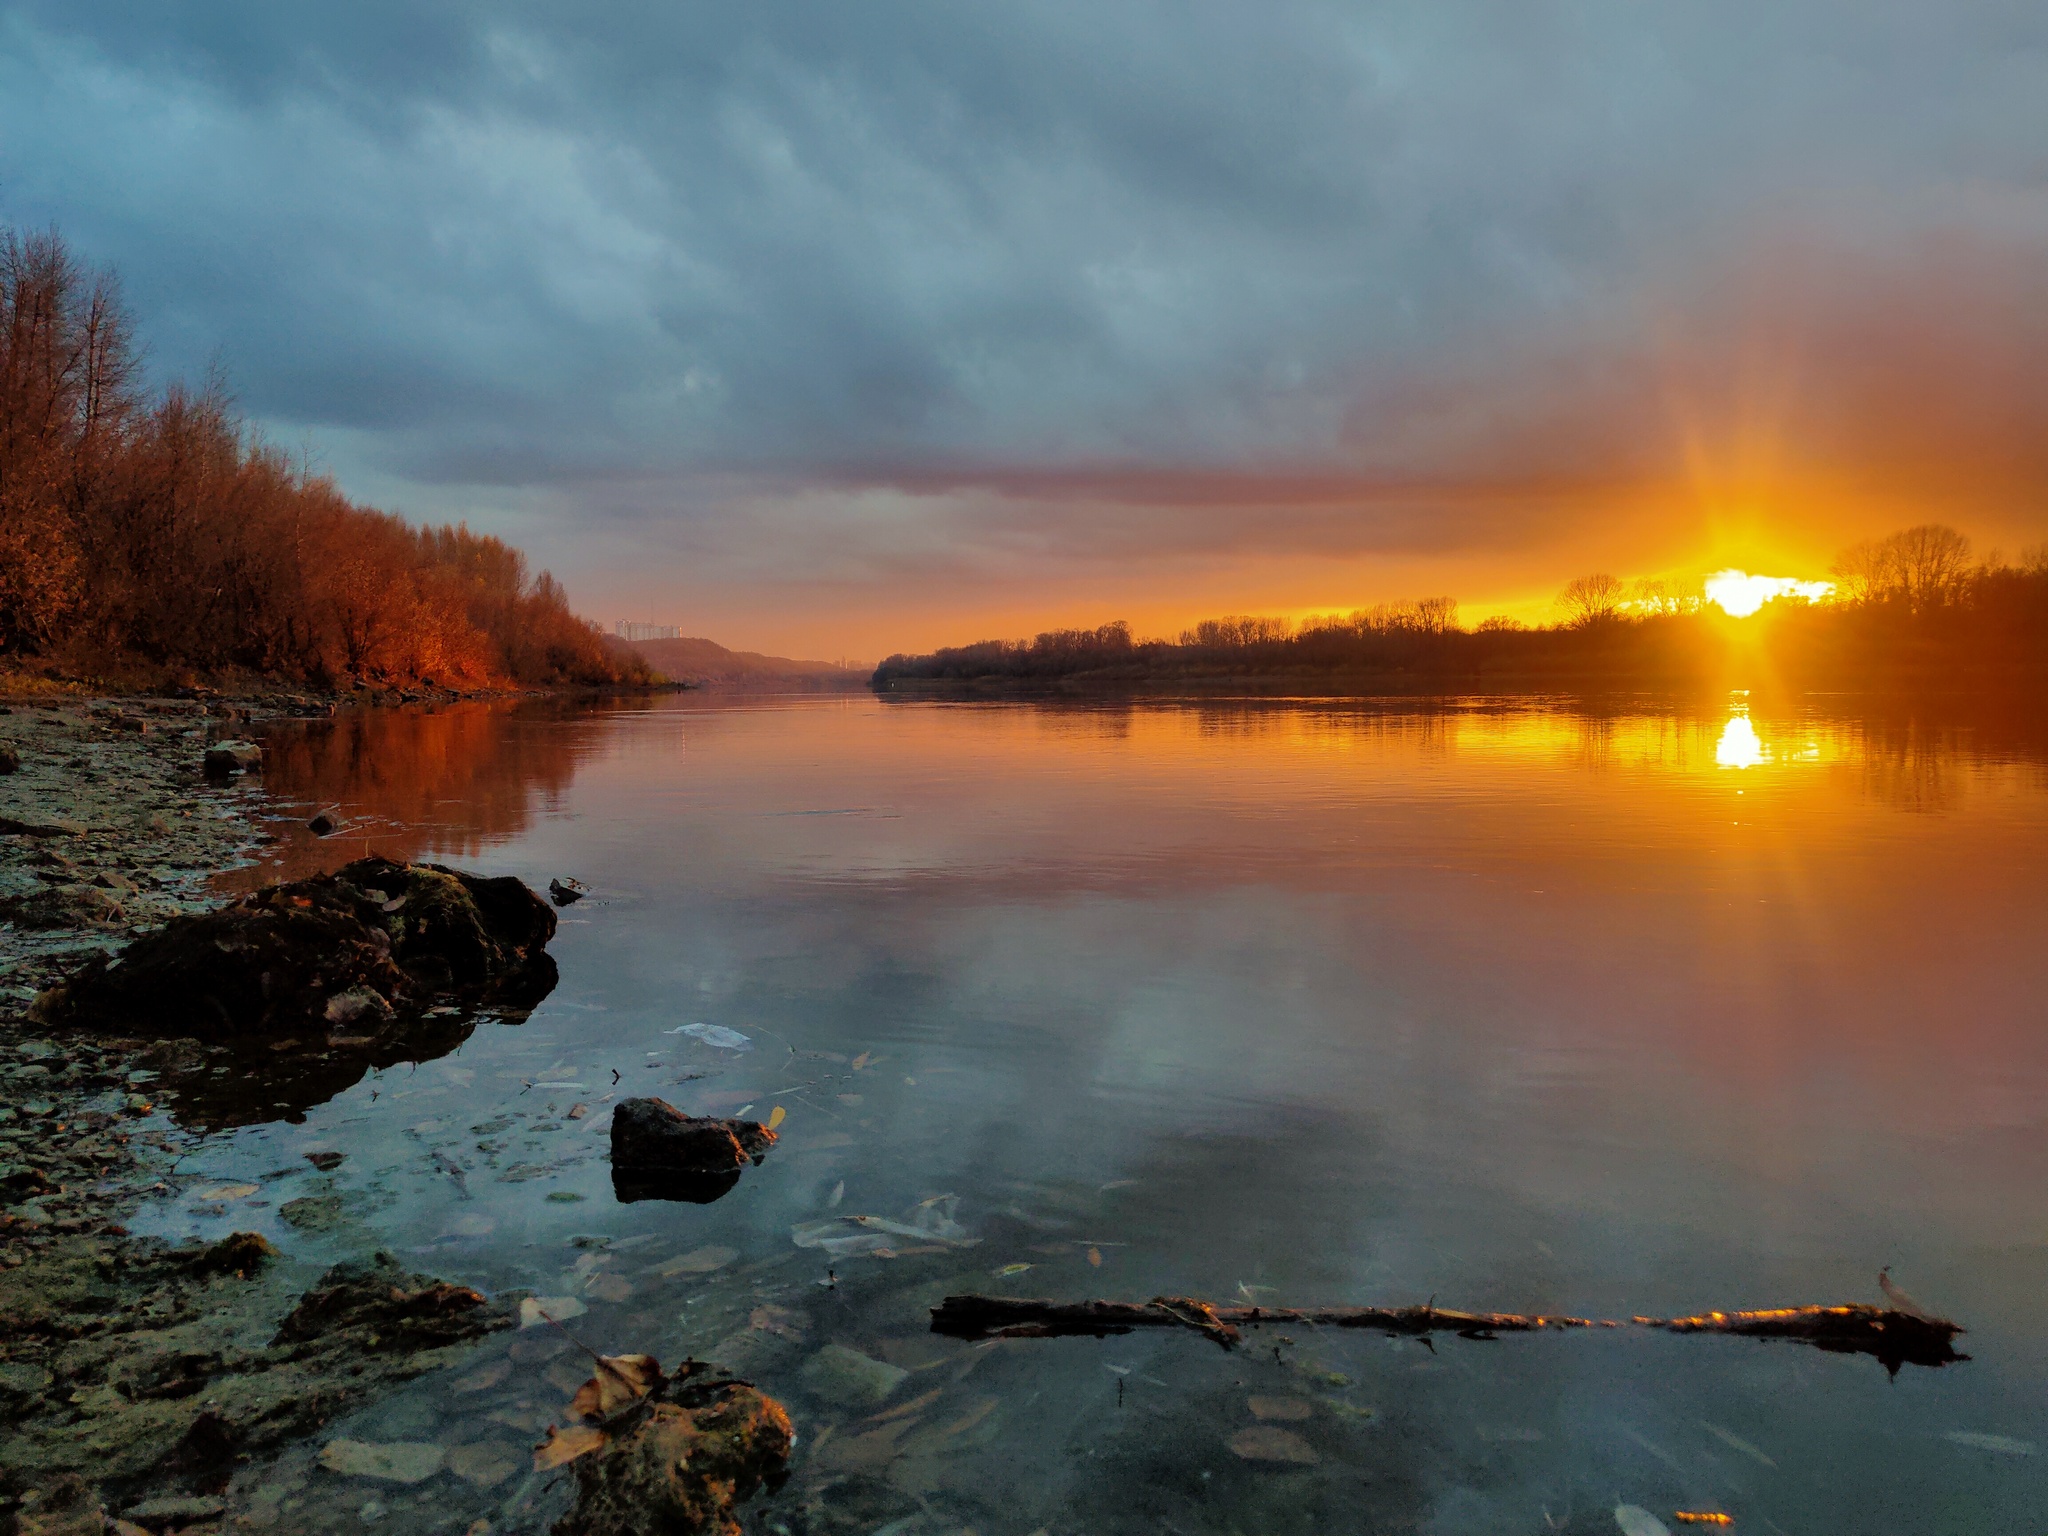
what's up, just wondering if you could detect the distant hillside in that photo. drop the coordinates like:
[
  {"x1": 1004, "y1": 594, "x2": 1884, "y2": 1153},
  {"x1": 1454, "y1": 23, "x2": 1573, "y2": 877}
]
[{"x1": 614, "y1": 635, "x2": 866, "y2": 689}]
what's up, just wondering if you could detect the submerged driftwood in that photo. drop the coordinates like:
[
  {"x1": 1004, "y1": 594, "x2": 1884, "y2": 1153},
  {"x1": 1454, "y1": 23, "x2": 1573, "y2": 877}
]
[
  {"x1": 1641, "y1": 1305, "x2": 1966, "y2": 1370},
  {"x1": 930, "y1": 1293, "x2": 1967, "y2": 1370}
]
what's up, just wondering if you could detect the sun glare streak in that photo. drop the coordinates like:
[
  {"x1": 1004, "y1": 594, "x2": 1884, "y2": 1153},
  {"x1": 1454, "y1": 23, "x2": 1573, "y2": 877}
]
[{"x1": 1705, "y1": 569, "x2": 1834, "y2": 617}]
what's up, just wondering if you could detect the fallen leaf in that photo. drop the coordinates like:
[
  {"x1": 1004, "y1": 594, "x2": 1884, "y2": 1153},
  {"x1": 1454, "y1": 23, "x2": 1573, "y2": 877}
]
[
  {"x1": 585, "y1": 1274, "x2": 634, "y2": 1304},
  {"x1": 851, "y1": 1051, "x2": 872, "y2": 1071},
  {"x1": 1248, "y1": 1396, "x2": 1313, "y2": 1422},
  {"x1": 533, "y1": 1424, "x2": 608, "y2": 1470},
  {"x1": 1087, "y1": 1247, "x2": 1102, "y2": 1268},
  {"x1": 1615, "y1": 1506, "x2": 1674, "y2": 1536},
  {"x1": 570, "y1": 1353, "x2": 664, "y2": 1421},
  {"x1": 767, "y1": 1104, "x2": 786, "y2": 1130},
  {"x1": 565, "y1": 1103, "x2": 588, "y2": 1120},
  {"x1": 991, "y1": 1262, "x2": 1032, "y2": 1278},
  {"x1": 1672, "y1": 1516, "x2": 1734, "y2": 1527},
  {"x1": 1228, "y1": 1426, "x2": 1318, "y2": 1464},
  {"x1": 193, "y1": 1183, "x2": 259, "y2": 1201}
]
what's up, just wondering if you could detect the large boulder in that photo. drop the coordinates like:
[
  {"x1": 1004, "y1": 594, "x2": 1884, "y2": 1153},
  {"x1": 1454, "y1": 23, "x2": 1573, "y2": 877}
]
[
  {"x1": 43, "y1": 857, "x2": 555, "y2": 1041},
  {"x1": 610, "y1": 1098, "x2": 776, "y2": 1205}
]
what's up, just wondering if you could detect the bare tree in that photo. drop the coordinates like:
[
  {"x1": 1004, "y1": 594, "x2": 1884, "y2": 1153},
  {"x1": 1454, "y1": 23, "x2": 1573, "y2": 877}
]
[
  {"x1": 1830, "y1": 525, "x2": 1973, "y2": 613},
  {"x1": 1557, "y1": 572, "x2": 1625, "y2": 627}
]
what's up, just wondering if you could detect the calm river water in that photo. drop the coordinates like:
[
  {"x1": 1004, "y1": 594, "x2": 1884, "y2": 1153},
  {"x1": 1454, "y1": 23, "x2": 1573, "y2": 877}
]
[{"x1": 142, "y1": 692, "x2": 2048, "y2": 1535}]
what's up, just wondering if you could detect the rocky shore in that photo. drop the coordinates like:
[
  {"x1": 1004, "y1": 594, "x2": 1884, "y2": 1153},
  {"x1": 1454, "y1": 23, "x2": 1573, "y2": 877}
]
[
  {"x1": 0, "y1": 694, "x2": 798, "y2": 1536},
  {"x1": 0, "y1": 697, "x2": 528, "y2": 1535}
]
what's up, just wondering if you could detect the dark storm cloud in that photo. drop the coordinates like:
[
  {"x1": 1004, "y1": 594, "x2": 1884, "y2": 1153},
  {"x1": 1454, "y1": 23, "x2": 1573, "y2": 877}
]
[{"x1": 2, "y1": 0, "x2": 2044, "y2": 591}]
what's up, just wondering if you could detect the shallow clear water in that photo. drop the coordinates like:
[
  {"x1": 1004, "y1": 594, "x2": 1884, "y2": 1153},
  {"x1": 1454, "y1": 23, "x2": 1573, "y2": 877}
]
[{"x1": 142, "y1": 693, "x2": 2048, "y2": 1534}]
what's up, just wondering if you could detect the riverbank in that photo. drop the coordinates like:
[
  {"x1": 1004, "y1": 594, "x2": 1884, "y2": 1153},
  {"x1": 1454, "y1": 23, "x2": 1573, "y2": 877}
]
[{"x1": 0, "y1": 699, "x2": 534, "y2": 1534}]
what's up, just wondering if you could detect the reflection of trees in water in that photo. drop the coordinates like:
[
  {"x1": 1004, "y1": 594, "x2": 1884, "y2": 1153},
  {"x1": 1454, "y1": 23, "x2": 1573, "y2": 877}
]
[
  {"x1": 1851, "y1": 722, "x2": 1957, "y2": 814},
  {"x1": 1165, "y1": 699, "x2": 1459, "y2": 758},
  {"x1": 1842, "y1": 703, "x2": 2048, "y2": 814},
  {"x1": 241, "y1": 701, "x2": 586, "y2": 881}
]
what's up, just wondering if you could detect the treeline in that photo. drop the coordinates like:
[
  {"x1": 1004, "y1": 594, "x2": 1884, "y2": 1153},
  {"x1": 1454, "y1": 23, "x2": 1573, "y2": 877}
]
[
  {"x1": 0, "y1": 228, "x2": 648, "y2": 690},
  {"x1": 873, "y1": 526, "x2": 2048, "y2": 691}
]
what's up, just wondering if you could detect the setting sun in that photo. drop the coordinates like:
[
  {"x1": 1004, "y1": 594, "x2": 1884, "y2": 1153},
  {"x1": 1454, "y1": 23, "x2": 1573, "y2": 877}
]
[{"x1": 1703, "y1": 569, "x2": 1836, "y2": 617}]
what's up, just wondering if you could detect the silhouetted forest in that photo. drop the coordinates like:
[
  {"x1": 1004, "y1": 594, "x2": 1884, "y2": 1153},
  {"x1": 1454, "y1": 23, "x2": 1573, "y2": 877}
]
[
  {"x1": 0, "y1": 228, "x2": 648, "y2": 690},
  {"x1": 873, "y1": 527, "x2": 2048, "y2": 693}
]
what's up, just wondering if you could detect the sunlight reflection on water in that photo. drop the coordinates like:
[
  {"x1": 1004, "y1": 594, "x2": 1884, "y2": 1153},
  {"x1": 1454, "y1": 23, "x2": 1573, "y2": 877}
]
[
  {"x1": 1714, "y1": 711, "x2": 1765, "y2": 768},
  {"x1": 142, "y1": 692, "x2": 2048, "y2": 1535}
]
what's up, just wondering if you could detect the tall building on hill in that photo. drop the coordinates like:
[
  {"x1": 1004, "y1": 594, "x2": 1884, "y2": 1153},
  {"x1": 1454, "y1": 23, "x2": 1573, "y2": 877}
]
[{"x1": 616, "y1": 621, "x2": 682, "y2": 641}]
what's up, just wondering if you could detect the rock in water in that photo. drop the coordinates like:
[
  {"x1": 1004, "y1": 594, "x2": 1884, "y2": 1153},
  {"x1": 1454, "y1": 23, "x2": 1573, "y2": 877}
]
[
  {"x1": 610, "y1": 1097, "x2": 777, "y2": 1205},
  {"x1": 554, "y1": 1379, "x2": 791, "y2": 1536},
  {"x1": 0, "y1": 744, "x2": 19, "y2": 774},
  {"x1": 801, "y1": 1344, "x2": 908, "y2": 1407},
  {"x1": 308, "y1": 812, "x2": 337, "y2": 835},
  {"x1": 317, "y1": 1439, "x2": 446, "y2": 1485},
  {"x1": 274, "y1": 1251, "x2": 514, "y2": 1350},
  {"x1": 43, "y1": 856, "x2": 556, "y2": 1041},
  {"x1": 202, "y1": 740, "x2": 262, "y2": 777},
  {"x1": 548, "y1": 877, "x2": 587, "y2": 906}
]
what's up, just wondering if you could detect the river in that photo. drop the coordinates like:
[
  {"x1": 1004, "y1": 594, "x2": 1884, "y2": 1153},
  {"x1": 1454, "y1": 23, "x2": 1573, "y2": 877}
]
[{"x1": 138, "y1": 691, "x2": 2048, "y2": 1534}]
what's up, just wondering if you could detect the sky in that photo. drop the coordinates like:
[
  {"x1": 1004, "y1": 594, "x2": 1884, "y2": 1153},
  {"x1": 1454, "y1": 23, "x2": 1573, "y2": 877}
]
[{"x1": 4, "y1": 1, "x2": 2045, "y2": 658}]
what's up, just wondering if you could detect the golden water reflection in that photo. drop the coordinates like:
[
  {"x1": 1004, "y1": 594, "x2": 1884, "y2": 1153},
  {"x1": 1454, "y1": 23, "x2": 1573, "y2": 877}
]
[{"x1": 1714, "y1": 711, "x2": 1766, "y2": 768}]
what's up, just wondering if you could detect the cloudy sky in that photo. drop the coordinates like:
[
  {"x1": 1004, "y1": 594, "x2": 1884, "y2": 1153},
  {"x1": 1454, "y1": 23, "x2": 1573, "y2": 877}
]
[{"x1": 4, "y1": 1, "x2": 2044, "y2": 655}]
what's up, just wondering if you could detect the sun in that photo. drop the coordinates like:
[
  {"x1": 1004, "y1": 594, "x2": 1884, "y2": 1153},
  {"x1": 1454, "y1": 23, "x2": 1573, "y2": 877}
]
[{"x1": 1703, "y1": 569, "x2": 1835, "y2": 618}]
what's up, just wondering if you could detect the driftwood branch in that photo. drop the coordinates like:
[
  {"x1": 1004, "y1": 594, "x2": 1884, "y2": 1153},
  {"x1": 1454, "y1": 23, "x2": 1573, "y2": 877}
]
[
  {"x1": 930, "y1": 1294, "x2": 1967, "y2": 1370},
  {"x1": 1639, "y1": 1305, "x2": 1966, "y2": 1369}
]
